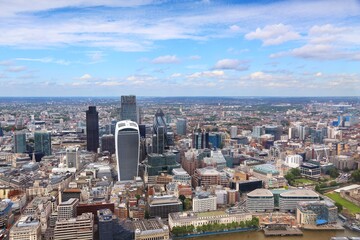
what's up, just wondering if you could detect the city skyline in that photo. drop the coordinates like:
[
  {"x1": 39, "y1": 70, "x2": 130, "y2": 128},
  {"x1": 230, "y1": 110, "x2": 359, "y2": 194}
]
[{"x1": 0, "y1": 0, "x2": 360, "y2": 96}]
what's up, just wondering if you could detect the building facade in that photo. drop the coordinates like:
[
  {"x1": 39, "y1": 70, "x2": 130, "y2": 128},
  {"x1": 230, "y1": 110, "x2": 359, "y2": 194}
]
[
  {"x1": 120, "y1": 95, "x2": 139, "y2": 123},
  {"x1": 34, "y1": 131, "x2": 52, "y2": 156},
  {"x1": 54, "y1": 213, "x2": 93, "y2": 240},
  {"x1": 246, "y1": 189, "x2": 274, "y2": 212},
  {"x1": 115, "y1": 120, "x2": 140, "y2": 181},
  {"x1": 86, "y1": 106, "x2": 99, "y2": 152},
  {"x1": 192, "y1": 194, "x2": 217, "y2": 212}
]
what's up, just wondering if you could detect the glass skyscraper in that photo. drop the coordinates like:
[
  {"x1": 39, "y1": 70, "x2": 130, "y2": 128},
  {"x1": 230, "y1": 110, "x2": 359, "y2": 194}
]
[
  {"x1": 34, "y1": 131, "x2": 52, "y2": 156},
  {"x1": 176, "y1": 118, "x2": 187, "y2": 135},
  {"x1": 86, "y1": 106, "x2": 99, "y2": 152},
  {"x1": 14, "y1": 131, "x2": 26, "y2": 153},
  {"x1": 120, "y1": 95, "x2": 139, "y2": 123},
  {"x1": 115, "y1": 120, "x2": 140, "y2": 181}
]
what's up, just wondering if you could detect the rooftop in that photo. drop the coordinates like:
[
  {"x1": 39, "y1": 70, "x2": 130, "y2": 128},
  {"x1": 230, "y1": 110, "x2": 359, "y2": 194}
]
[
  {"x1": 247, "y1": 188, "x2": 273, "y2": 197},
  {"x1": 280, "y1": 189, "x2": 319, "y2": 198}
]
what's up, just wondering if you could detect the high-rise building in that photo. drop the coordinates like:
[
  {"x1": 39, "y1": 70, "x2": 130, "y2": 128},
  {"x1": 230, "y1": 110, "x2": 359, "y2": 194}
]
[
  {"x1": 86, "y1": 106, "x2": 99, "y2": 152},
  {"x1": 152, "y1": 126, "x2": 165, "y2": 154},
  {"x1": 97, "y1": 209, "x2": 116, "y2": 240},
  {"x1": 101, "y1": 134, "x2": 115, "y2": 154},
  {"x1": 14, "y1": 131, "x2": 26, "y2": 153},
  {"x1": 230, "y1": 126, "x2": 238, "y2": 138},
  {"x1": 115, "y1": 120, "x2": 140, "y2": 181},
  {"x1": 34, "y1": 131, "x2": 51, "y2": 156},
  {"x1": 0, "y1": 122, "x2": 3, "y2": 137},
  {"x1": 176, "y1": 118, "x2": 187, "y2": 136},
  {"x1": 120, "y1": 95, "x2": 139, "y2": 123},
  {"x1": 66, "y1": 147, "x2": 80, "y2": 169}
]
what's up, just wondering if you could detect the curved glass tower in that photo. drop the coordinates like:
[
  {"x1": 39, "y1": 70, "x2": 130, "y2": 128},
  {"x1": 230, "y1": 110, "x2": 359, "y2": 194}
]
[{"x1": 115, "y1": 120, "x2": 140, "y2": 181}]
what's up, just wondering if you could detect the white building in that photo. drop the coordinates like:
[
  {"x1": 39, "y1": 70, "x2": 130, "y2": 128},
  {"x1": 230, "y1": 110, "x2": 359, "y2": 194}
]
[
  {"x1": 284, "y1": 155, "x2": 303, "y2": 168},
  {"x1": 54, "y1": 213, "x2": 94, "y2": 240},
  {"x1": 66, "y1": 146, "x2": 80, "y2": 169},
  {"x1": 215, "y1": 189, "x2": 228, "y2": 205},
  {"x1": 279, "y1": 189, "x2": 319, "y2": 212},
  {"x1": 10, "y1": 216, "x2": 41, "y2": 240},
  {"x1": 192, "y1": 193, "x2": 217, "y2": 212},
  {"x1": 230, "y1": 126, "x2": 238, "y2": 138},
  {"x1": 246, "y1": 189, "x2": 274, "y2": 212}
]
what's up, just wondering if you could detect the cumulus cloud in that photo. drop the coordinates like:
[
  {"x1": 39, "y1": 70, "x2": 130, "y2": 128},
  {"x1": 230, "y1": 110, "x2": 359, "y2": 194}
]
[
  {"x1": 213, "y1": 59, "x2": 248, "y2": 71},
  {"x1": 79, "y1": 74, "x2": 92, "y2": 80},
  {"x1": 151, "y1": 55, "x2": 180, "y2": 64},
  {"x1": 245, "y1": 24, "x2": 300, "y2": 46}
]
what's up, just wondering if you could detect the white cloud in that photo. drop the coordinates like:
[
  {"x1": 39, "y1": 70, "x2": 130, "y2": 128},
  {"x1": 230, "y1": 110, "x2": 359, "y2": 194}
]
[
  {"x1": 170, "y1": 73, "x2": 182, "y2": 78},
  {"x1": 187, "y1": 70, "x2": 224, "y2": 79},
  {"x1": 79, "y1": 74, "x2": 92, "y2": 80},
  {"x1": 245, "y1": 24, "x2": 300, "y2": 46},
  {"x1": 229, "y1": 25, "x2": 241, "y2": 32},
  {"x1": 16, "y1": 57, "x2": 71, "y2": 65},
  {"x1": 86, "y1": 51, "x2": 105, "y2": 63},
  {"x1": 213, "y1": 59, "x2": 248, "y2": 71},
  {"x1": 151, "y1": 55, "x2": 180, "y2": 64},
  {"x1": 189, "y1": 55, "x2": 201, "y2": 60},
  {"x1": 315, "y1": 72, "x2": 322, "y2": 77},
  {"x1": 5, "y1": 66, "x2": 27, "y2": 72}
]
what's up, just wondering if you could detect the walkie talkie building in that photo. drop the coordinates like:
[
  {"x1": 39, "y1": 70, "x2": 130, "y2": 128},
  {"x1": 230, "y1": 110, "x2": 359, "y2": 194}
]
[{"x1": 115, "y1": 120, "x2": 140, "y2": 181}]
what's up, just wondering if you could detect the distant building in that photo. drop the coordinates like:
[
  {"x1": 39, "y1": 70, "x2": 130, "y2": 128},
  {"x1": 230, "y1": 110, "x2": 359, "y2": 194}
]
[
  {"x1": 279, "y1": 189, "x2": 319, "y2": 212},
  {"x1": 284, "y1": 155, "x2": 303, "y2": 168},
  {"x1": 54, "y1": 213, "x2": 93, "y2": 240},
  {"x1": 296, "y1": 201, "x2": 337, "y2": 226},
  {"x1": 145, "y1": 153, "x2": 180, "y2": 176},
  {"x1": 14, "y1": 131, "x2": 26, "y2": 153},
  {"x1": 34, "y1": 131, "x2": 52, "y2": 156},
  {"x1": 134, "y1": 218, "x2": 170, "y2": 240},
  {"x1": 66, "y1": 146, "x2": 80, "y2": 169},
  {"x1": 57, "y1": 198, "x2": 79, "y2": 220},
  {"x1": 300, "y1": 163, "x2": 321, "y2": 178},
  {"x1": 86, "y1": 106, "x2": 99, "y2": 152},
  {"x1": 246, "y1": 189, "x2": 274, "y2": 212},
  {"x1": 193, "y1": 193, "x2": 217, "y2": 212},
  {"x1": 120, "y1": 95, "x2": 139, "y2": 123},
  {"x1": 230, "y1": 126, "x2": 238, "y2": 138},
  {"x1": 115, "y1": 120, "x2": 140, "y2": 181},
  {"x1": 176, "y1": 119, "x2": 187, "y2": 136},
  {"x1": 10, "y1": 215, "x2": 41, "y2": 240},
  {"x1": 101, "y1": 134, "x2": 115, "y2": 154},
  {"x1": 169, "y1": 209, "x2": 252, "y2": 230},
  {"x1": 192, "y1": 167, "x2": 228, "y2": 188},
  {"x1": 147, "y1": 195, "x2": 182, "y2": 219}
]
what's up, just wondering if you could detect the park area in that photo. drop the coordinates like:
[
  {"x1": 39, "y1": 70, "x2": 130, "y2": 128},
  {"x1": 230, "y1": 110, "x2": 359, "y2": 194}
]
[
  {"x1": 325, "y1": 192, "x2": 360, "y2": 215},
  {"x1": 293, "y1": 178, "x2": 317, "y2": 185}
]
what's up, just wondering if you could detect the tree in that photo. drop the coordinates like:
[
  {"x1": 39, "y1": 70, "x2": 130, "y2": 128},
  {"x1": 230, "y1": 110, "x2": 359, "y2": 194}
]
[
  {"x1": 135, "y1": 194, "x2": 141, "y2": 200},
  {"x1": 179, "y1": 195, "x2": 186, "y2": 202},
  {"x1": 351, "y1": 170, "x2": 360, "y2": 182},
  {"x1": 184, "y1": 198, "x2": 192, "y2": 211},
  {"x1": 144, "y1": 210, "x2": 150, "y2": 219},
  {"x1": 330, "y1": 181, "x2": 337, "y2": 187},
  {"x1": 335, "y1": 202, "x2": 343, "y2": 212},
  {"x1": 328, "y1": 168, "x2": 339, "y2": 178}
]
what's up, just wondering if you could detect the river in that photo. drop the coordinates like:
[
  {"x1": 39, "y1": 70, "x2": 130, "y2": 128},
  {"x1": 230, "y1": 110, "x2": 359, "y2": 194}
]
[{"x1": 190, "y1": 229, "x2": 360, "y2": 240}]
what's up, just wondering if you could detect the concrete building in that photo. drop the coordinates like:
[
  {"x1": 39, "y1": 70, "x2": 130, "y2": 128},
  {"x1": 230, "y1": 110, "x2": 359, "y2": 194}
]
[
  {"x1": 246, "y1": 189, "x2": 274, "y2": 212},
  {"x1": 0, "y1": 200, "x2": 13, "y2": 228},
  {"x1": 279, "y1": 189, "x2": 319, "y2": 212},
  {"x1": 172, "y1": 168, "x2": 191, "y2": 185},
  {"x1": 300, "y1": 162, "x2": 321, "y2": 178},
  {"x1": 296, "y1": 201, "x2": 337, "y2": 226},
  {"x1": 230, "y1": 126, "x2": 238, "y2": 138},
  {"x1": 147, "y1": 195, "x2": 182, "y2": 219},
  {"x1": 10, "y1": 216, "x2": 41, "y2": 240},
  {"x1": 57, "y1": 198, "x2": 79, "y2": 220},
  {"x1": 169, "y1": 208, "x2": 252, "y2": 229},
  {"x1": 134, "y1": 218, "x2": 170, "y2": 240},
  {"x1": 66, "y1": 146, "x2": 80, "y2": 169},
  {"x1": 54, "y1": 213, "x2": 94, "y2": 240},
  {"x1": 192, "y1": 167, "x2": 228, "y2": 188},
  {"x1": 284, "y1": 155, "x2": 303, "y2": 168},
  {"x1": 192, "y1": 193, "x2": 217, "y2": 212}
]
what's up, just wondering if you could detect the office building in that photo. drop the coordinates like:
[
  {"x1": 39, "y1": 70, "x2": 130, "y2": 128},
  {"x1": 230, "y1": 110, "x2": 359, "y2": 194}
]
[
  {"x1": 172, "y1": 168, "x2": 191, "y2": 185},
  {"x1": 86, "y1": 106, "x2": 99, "y2": 152},
  {"x1": 265, "y1": 125, "x2": 282, "y2": 141},
  {"x1": 252, "y1": 126, "x2": 265, "y2": 138},
  {"x1": 192, "y1": 167, "x2": 228, "y2": 188},
  {"x1": 0, "y1": 200, "x2": 13, "y2": 228},
  {"x1": 66, "y1": 146, "x2": 80, "y2": 169},
  {"x1": 97, "y1": 209, "x2": 116, "y2": 240},
  {"x1": 34, "y1": 131, "x2": 52, "y2": 156},
  {"x1": 169, "y1": 209, "x2": 252, "y2": 229},
  {"x1": 284, "y1": 155, "x2": 303, "y2": 168},
  {"x1": 296, "y1": 201, "x2": 337, "y2": 226},
  {"x1": 246, "y1": 189, "x2": 274, "y2": 212},
  {"x1": 176, "y1": 118, "x2": 187, "y2": 136},
  {"x1": 147, "y1": 195, "x2": 182, "y2": 219},
  {"x1": 14, "y1": 131, "x2": 26, "y2": 153},
  {"x1": 54, "y1": 213, "x2": 93, "y2": 240},
  {"x1": 139, "y1": 124, "x2": 146, "y2": 138},
  {"x1": 279, "y1": 189, "x2": 319, "y2": 212},
  {"x1": 145, "y1": 153, "x2": 180, "y2": 176},
  {"x1": 192, "y1": 193, "x2": 217, "y2": 212},
  {"x1": 115, "y1": 120, "x2": 140, "y2": 181},
  {"x1": 230, "y1": 126, "x2": 238, "y2": 138},
  {"x1": 101, "y1": 134, "x2": 115, "y2": 154},
  {"x1": 10, "y1": 216, "x2": 41, "y2": 240},
  {"x1": 134, "y1": 218, "x2": 170, "y2": 240},
  {"x1": 0, "y1": 122, "x2": 3, "y2": 137},
  {"x1": 152, "y1": 126, "x2": 165, "y2": 154},
  {"x1": 57, "y1": 198, "x2": 79, "y2": 220},
  {"x1": 300, "y1": 163, "x2": 321, "y2": 177},
  {"x1": 120, "y1": 95, "x2": 139, "y2": 123}
]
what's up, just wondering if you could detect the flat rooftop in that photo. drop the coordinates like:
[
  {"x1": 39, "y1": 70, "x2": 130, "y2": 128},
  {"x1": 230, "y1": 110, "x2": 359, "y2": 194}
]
[
  {"x1": 247, "y1": 188, "x2": 273, "y2": 197},
  {"x1": 280, "y1": 189, "x2": 319, "y2": 198}
]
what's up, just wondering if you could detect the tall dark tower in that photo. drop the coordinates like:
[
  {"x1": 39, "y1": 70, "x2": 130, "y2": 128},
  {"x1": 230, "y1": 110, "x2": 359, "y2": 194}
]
[
  {"x1": 120, "y1": 95, "x2": 139, "y2": 123},
  {"x1": 86, "y1": 106, "x2": 99, "y2": 152}
]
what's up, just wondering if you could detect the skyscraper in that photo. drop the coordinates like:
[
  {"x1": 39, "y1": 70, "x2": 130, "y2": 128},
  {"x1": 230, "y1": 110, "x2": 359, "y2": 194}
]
[
  {"x1": 230, "y1": 126, "x2": 238, "y2": 138},
  {"x1": 86, "y1": 106, "x2": 99, "y2": 152},
  {"x1": 120, "y1": 95, "x2": 139, "y2": 123},
  {"x1": 0, "y1": 122, "x2": 3, "y2": 137},
  {"x1": 34, "y1": 131, "x2": 52, "y2": 156},
  {"x1": 115, "y1": 120, "x2": 140, "y2": 181},
  {"x1": 14, "y1": 131, "x2": 26, "y2": 153},
  {"x1": 101, "y1": 134, "x2": 115, "y2": 154},
  {"x1": 176, "y1": 118, "x2": 187, "y2": 135},
  {"x1": 66, "y1": 146, "x2": 80, "y2": 169}
]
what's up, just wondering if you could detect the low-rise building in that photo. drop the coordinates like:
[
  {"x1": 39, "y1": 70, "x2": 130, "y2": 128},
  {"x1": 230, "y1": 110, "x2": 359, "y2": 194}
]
[
  {"x1": 53, "y1": 213, "x2": 93, "y2": 240},
  {"x1": 192, "y1": 193, "x2": 217, "y2": 212},
  {"x1": 279, "y1": 189, "x2": 319, "y2": 212},
  {"x1": 300, "y1": 163, "x2": 321, "y2": 178},
  {"x1": 10, "y1": 216, "x2": 41, "y2": 240},
  {"x1": 296, "y1": 201, "x2": 337, "y2": 226},
  {"x1": 134, "y1": 218, "x2": 170, "y2": 240},
  {"x1": 147, "y1": 195, "x2": 182, "y2": 219},
  {"x1": 168, "y1": 208, "x2": 252, "y2": 229}
]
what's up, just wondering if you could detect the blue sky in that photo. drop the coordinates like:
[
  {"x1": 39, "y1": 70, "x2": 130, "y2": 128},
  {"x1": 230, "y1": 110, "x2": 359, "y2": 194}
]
[{"x1": 0, "y1": 0, "x2": 360, "y2": 96}]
